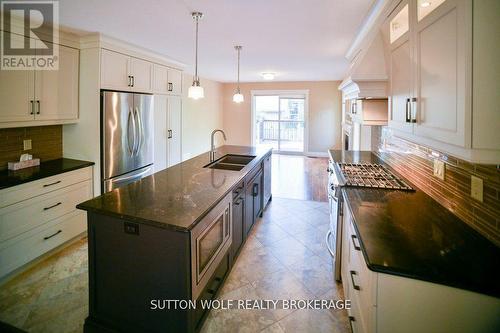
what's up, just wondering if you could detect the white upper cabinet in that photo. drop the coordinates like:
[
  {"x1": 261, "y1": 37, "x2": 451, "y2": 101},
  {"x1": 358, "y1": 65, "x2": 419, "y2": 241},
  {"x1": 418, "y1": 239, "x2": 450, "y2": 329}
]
[
  {"x1": 0, "y1": 33, "x2": 79, "y2": 127},
  {"x1": 388, "y1": 1, "x2": 413, "y2": 134},
  {"x1": 100, "y1": 49, "x2": 152, "y2": 93},
  {"x1": 167, "y1": 95, "x2": 182, "y2": 167},
  {"x1": 129, "y1": 57, "x2": 153, "y2": 93},
  {"x1": 153, "y1": 64, "x2": 182, "y2": 95},
  {"x1": 385, "y1": 0, "x2": 499, "y2": 163},
  {"x1": 100, "y1": 49, "x2": 130, "y2": 90},
  {"x1": 413, "y1": 0, "x2": 469, "y2": 147},
  {"x1": 35, "y1": 43, "x2": 79, "y2": 121},
  {"x1": 0, "y1": 36, "x2": 35, "y2": 123}
]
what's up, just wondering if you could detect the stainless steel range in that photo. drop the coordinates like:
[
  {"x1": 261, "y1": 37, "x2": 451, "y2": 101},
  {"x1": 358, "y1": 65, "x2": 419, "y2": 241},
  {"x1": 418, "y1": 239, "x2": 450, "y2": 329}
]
[{"x1": 326, "y1": 161, "x2": 413, "y2": 281}]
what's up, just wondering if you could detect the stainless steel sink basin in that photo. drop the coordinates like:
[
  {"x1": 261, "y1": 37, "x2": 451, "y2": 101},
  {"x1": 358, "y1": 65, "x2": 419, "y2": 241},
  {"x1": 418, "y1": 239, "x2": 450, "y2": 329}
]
[{"x1": 204, "y1": 154, "x2": 256, "y2": 171}]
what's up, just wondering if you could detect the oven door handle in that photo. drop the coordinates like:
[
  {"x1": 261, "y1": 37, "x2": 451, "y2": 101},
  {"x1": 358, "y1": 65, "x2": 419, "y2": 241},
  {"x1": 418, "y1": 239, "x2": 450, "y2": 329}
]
[{"x1": 325, "y1": 230, "x2": 335, "y2": 259}]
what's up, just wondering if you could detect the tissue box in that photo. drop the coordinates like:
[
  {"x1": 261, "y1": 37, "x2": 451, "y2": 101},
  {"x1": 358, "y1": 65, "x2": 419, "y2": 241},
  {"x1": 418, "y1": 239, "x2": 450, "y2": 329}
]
[{"x1": 8, "y1": 158, "x2": 40, "y2": 171}]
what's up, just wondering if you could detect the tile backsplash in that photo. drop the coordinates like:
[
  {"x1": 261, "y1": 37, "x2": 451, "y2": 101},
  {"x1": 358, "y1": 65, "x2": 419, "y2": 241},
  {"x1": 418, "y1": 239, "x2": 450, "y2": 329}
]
[
  {"x1": 376, "y1": 130, "x2": 500, "y2": 246},
  {"x1": 0, "y1": 126, "x2": 63, "y2": 171}
]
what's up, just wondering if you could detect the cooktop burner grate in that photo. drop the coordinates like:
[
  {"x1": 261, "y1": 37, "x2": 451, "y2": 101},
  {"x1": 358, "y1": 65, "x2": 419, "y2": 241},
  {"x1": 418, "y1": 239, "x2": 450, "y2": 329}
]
[{"x1": 337, "y1": 163, "x2": 413, "y2": 191}]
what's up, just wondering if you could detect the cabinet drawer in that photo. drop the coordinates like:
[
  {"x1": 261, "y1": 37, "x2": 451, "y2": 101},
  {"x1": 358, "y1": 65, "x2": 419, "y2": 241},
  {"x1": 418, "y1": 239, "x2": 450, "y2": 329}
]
[
  {"x1": 0, "y1": 210, "x2": 86, "y2": 277},
  {"x1": 0, "y1": 180, "x2": 92, "y2": 243},
  {"x1": 0, "y1": 166, "x2": 92, "y2": 208}
]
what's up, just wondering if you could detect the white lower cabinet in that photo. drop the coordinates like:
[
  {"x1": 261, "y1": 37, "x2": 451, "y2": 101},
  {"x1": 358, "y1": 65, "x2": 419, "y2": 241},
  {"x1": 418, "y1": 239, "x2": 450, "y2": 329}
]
[
  {"x1": 0, "y1": 166, "x2": 93, "y2": 278},
  {"x1": 153, "y1": 95, "x2": 182, "y2": 171},
  {"x1": 341, "y1": 205, "x2": 500, "y2": 333}
]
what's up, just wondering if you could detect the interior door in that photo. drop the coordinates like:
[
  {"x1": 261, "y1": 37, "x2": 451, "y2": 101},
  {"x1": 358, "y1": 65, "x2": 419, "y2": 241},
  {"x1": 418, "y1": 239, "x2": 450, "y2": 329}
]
[
  {"x1": 0, "y1": 34, "x2": 35, "y2": 124},
  {"x1": 413, "y1": 0, "x2": 469, "y2": 147},
  {"x1": 35, "y1": 43, "x2": 79, "y2": 121},
  {"x1": 387, "y1": 1, "x2": 413, "y2": 134},
  {"x1": 167, "y1": 95, "x2": 182, "y2": 167}
]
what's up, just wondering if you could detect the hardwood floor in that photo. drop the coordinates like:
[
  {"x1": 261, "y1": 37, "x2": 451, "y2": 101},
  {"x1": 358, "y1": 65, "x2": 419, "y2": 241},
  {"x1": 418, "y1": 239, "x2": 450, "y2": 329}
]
[{"x1": 271, "y1": 154, "x2": 329, "y2": 202}]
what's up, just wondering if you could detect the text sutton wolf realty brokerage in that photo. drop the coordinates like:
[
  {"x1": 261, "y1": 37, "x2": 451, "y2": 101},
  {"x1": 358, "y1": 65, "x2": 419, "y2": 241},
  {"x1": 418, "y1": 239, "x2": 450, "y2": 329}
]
[{"x1": 1, "y1": 0, "x2": 59, "y2": 70}]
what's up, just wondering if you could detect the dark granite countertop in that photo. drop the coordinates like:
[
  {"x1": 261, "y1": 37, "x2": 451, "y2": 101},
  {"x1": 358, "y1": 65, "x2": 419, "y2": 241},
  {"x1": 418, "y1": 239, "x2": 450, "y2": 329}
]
[
  {"x1": 329, "y1": 150, "x2": 500, "y2": 298},
  {"x1": 0, "y1": 158, "x2": 94, "y2": 190},
  {"x1": 77, "y1": 145, "x2": 272, "y2": 232}
]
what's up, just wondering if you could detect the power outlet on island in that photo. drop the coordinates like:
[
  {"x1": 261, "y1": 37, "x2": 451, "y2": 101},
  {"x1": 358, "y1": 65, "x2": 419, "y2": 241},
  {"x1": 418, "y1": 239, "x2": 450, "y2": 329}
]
[
  {"x1": 23, "y1": 139, "x2": 32, "y2": 150},
  {"x1": 433, "y1": 159, "x2": 445, "y2": 181},
  {"x1": 471, "y1": 175, "x2": 483, "y2": 202}
]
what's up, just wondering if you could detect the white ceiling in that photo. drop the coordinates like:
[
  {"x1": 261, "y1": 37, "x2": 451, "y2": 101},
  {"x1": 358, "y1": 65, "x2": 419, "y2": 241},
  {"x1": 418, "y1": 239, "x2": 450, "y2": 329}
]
[{"x1": 59, "y1": 0, "x2": 375, "y2": 82}]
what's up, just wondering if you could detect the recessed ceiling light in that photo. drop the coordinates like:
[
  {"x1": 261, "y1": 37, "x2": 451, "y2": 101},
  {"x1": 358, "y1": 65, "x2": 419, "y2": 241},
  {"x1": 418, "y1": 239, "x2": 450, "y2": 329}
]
[
  {"x1": 261, "y1": 72, "x2": 275, "y2": 80},
  {"x1": 421, "y1": 1, "x2": 431, "y2": 7}
]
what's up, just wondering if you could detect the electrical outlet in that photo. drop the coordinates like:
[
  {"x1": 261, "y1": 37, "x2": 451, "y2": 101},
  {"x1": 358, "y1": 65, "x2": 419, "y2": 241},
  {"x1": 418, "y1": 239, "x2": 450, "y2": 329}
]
[
  {"x1": 433, "y1": 159, "x2": 445, "y2": 180},
  {"x1": 23, "y1": 139, "x2": 32, "y2": 150},
  {"x1": 471, "y1": 175, "x2": 483, "y2": 202}
]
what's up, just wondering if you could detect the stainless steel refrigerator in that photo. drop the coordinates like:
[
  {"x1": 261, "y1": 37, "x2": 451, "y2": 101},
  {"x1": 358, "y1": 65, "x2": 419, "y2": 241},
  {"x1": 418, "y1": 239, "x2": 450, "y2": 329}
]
[{"x1": 101, "y1": 91, "x2": 154, "y2": 193}]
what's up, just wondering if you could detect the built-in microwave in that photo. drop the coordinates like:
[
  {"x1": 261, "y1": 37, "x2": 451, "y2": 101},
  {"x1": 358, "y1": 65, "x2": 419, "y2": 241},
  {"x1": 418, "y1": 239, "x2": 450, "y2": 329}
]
[{"x1": 190, "y1": 193, "x2": 232, "y2": 300}]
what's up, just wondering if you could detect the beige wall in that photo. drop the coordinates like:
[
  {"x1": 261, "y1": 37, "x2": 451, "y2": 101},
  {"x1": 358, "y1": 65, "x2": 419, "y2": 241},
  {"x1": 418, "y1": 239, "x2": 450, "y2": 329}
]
[
  {"x1": 182, "y1": 73, "x2": 224, "y2": 160},
  {"x1": 222, "y1": 81, "x2": 342, "y2": 153}
]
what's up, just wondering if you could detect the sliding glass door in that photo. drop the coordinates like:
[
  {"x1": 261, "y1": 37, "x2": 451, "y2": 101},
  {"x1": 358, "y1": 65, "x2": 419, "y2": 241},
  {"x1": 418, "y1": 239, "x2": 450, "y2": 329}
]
[{"x1": 254, "y1": 93, "x2": 306, "y2": 153}]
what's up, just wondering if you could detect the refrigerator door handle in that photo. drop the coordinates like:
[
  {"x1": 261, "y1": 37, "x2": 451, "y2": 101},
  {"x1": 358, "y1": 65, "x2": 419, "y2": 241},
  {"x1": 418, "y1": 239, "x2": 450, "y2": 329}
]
[
  {"x1": 127, "y1": 108, "x2": 137, "y2": 156},
  {"x1": 134, "y1": 107, "x2": 143, "y2": 156},
  {"x1": 112, "y1": 165, "x2": 152, "y2": 183}
]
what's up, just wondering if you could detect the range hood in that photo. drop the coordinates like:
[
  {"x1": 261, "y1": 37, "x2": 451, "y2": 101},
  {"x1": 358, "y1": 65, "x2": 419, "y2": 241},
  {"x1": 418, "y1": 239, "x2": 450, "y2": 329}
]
[{"x1": 338, "y1": 33, "x2": 388, "y2": 99}]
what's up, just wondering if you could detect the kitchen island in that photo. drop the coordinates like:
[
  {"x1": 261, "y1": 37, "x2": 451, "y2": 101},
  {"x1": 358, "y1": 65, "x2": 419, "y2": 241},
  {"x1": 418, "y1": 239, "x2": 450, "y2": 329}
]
[{"x1": 77, "y1": 145, "x2": 272, "y2": 333}]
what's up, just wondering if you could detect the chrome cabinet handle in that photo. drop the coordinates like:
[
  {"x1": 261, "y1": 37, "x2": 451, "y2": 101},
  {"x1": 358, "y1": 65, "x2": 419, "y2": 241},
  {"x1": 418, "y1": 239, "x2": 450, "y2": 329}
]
[
  {"x1": 350, "y1": 270, "x2": 360, "y2": 290},
  {"x1": 131, "y1": 75, "x2": 135, "y2": 87},
  {"x1": 351, "y1": 234, "x2": 361, "y2": 251},
  {"x1": 325, "y1": 230, "x2": 335, "y2": 258},
  {"x1": 36, "y1": 100, "x2": 40, "y2": 114},
  {"x1": 252, "y1": 183, "x2": 259, "y2": 196},
  {"x1": 167, "y1": 129, "x2": 173, "y2": 139},
  {"x1": 405, "y1": 98, "x2": 411, "y2": 123},
  {"x1": 30, "y1": 100, "x2": 34, "y2": 115},
  {"x1": 168, "y1": 82, "x2": 173, "y2": 92},
  {"x1": 127, "y1": 75, "x2": 131, "y2": 87},
  {"x1": 410, "y1": 97, "x2": 417, "y2": 123},
  {"x1": 43, "y1": 202, "x2": 62, "y2": 211},
  {"x1": 44, "y1": 230, "x2": 62, "y2": 240},
  {"x1": 349, "y1": 316, "x2": 355, "y2": 332},
  {"x1": 43, "y1": 180, "x2": 61, "y2": 187}
]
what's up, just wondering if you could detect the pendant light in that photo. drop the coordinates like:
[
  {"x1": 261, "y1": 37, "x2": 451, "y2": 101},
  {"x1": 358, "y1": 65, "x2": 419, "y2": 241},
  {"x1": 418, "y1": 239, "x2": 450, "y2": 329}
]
[
  {"x1": 233, "y1": 45, "x2": 244, "y2": 103},
  {"x1": 188, "y1": 12, "x2": 204, "y2": 100}
]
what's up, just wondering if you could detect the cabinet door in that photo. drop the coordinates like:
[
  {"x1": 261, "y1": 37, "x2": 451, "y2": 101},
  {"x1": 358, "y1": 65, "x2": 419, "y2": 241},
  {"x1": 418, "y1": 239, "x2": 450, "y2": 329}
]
[
  {"x1": 153, "y1": 64, "x2": 169, "y2": 94},
  {"x1": 167, "y1": 95, "x2": 182, "y2": 167},
  {"x1": 101, "y1": 49, "x2": 130, "y2": 90},
  {"x1": 0, "y1": 35, "x2": 35, "y2": 124},
  {"x1": 129, "y1": 57, "x2": 153, "y2": 93},
  {"x1": 263, "y1": 155, "x2": 272, "y2": 206},
  {"x1": 387, "y1": 1, "x2": 413, "y2": 134},
  {"x1": 230, "y1": 196, "x2": 244, "y2": 265},
  {"x1": 413, "y1": 0, "x2": 470, "y2": 147},
  {"x1": 153, "y1": 95, "x2": 168, "y2": 172},
  {"x1": 244, "y1": 184, "x2": 254, "y2": 238},
  {"x1": 35, "y1": 43, "x2": 79, "y2": 121},
  {"x1": 168, "y1": 68, "x2": 183, "y2": 95},
  {"x1": 252, "y1": 171, "x2": 263, "y2": 221}
]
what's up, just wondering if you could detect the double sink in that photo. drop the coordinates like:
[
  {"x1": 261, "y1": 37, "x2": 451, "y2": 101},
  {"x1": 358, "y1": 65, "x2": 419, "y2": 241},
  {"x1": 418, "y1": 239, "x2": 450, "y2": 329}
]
[{"x1": 204, "y1": 154, "x2": 256, "y2": 171}]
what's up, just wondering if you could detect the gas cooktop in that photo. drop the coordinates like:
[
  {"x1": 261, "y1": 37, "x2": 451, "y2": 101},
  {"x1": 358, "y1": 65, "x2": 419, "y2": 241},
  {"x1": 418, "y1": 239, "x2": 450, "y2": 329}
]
[{"x1": 337, "y1": 163, "x2": 413, "y2": 191}]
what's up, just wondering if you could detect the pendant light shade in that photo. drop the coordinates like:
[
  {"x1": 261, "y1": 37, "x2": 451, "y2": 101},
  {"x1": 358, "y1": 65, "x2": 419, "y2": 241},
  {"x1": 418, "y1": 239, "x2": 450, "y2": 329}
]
[
  {"x1": 233, "y1": 45, "x2": 244, "y2": 103},
  {"x1": 189, "y1": 12, "x2": 204, "y2": 100}
]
